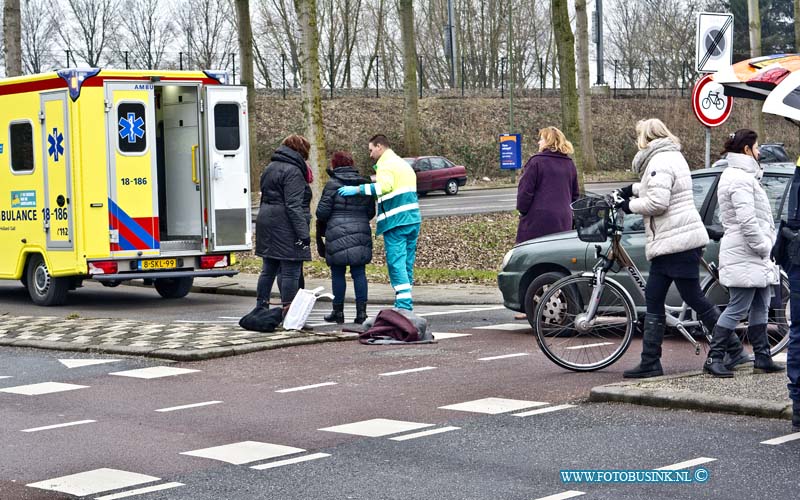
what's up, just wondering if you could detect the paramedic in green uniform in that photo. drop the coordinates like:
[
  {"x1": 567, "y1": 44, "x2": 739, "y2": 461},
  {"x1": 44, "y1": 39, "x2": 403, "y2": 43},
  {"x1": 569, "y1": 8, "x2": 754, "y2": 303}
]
[{"x1": 338, "y1": 135, "x2": 422, "y2": 310}]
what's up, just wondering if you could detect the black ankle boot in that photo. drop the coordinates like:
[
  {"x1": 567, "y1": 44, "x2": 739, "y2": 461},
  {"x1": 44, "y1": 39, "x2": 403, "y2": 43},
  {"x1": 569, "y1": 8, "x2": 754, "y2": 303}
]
[
  {"x1": 793, "y1": 401, "x2": 800, "y2": 432},
  {"x1": 324, "y1": 303, "x2": 345, "y2": 324},
  {"x1": 749, "y1": 323, "x2": 785, "y2": 373},
  {"x1": 354, "y1": 301, "x2": 368, "y2": 324},
  {"x1": 704, "y1": 324, "x2": 735, "y2": 378},
  {"x1": 624, "y1": 314, "x2": 666, "y2": 379}
]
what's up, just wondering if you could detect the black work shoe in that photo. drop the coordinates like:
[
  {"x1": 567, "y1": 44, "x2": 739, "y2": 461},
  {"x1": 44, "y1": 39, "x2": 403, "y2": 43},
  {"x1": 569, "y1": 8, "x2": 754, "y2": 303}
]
[
  {"x1": 623, "y1": 362, "x2": 664, "y2": 379},
  {"x1": 704, "y1": 357, "x2": 734, "y2": 378}
]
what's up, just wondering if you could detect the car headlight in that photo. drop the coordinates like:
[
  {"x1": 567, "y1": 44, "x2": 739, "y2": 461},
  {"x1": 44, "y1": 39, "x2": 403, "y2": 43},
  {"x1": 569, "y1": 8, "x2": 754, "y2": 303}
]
[{"x1": 501, "y1": 249, "x2": 514, "y2": 270}]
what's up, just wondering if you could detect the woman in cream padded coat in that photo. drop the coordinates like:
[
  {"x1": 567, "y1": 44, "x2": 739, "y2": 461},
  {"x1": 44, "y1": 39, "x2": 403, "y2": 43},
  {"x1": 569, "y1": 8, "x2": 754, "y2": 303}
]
[{"x1": 704, "y1": 129, "x2": 784, "y2": 377}]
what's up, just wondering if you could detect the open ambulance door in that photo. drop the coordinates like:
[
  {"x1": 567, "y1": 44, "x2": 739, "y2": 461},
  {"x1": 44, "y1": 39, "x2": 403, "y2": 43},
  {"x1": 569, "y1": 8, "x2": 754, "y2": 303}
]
[{"x1": 202, "y1": 86, "x2": 252, "y2": 252}]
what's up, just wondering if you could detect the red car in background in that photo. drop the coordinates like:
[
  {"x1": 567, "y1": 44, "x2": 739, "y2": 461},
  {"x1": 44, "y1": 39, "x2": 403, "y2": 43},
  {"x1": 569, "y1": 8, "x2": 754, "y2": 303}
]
[{"x1": 403, "y1": 156, "x2": 468, "y2": 195}]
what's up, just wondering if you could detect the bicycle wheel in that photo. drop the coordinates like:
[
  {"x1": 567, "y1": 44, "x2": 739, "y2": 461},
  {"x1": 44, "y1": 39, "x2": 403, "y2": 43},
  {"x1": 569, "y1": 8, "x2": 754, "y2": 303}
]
[
  {"x1": 533, "y1": 274, "x2": 636, "y2": 371},
  {"x1": 702, "y1": 275, "x2": 790, "y2": 355}
]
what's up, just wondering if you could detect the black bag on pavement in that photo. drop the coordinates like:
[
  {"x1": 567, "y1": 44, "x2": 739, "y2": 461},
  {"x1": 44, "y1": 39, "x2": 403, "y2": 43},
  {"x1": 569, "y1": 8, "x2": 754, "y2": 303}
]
[{"x1": 239, "y1": 305, "x2": 283, "y2": 333}]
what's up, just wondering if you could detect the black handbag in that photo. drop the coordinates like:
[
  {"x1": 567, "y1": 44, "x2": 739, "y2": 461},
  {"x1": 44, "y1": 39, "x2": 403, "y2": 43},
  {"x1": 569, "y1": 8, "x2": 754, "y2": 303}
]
[{"x1": 239, "y1": 305, "x2": 283, "y2": 333}]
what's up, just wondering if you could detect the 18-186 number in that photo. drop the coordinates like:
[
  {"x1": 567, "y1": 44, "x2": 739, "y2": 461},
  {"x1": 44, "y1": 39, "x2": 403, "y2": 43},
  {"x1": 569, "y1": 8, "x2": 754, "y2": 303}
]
[{"x1": 121, "y1": 177, "x2": 147, "y2": 186}]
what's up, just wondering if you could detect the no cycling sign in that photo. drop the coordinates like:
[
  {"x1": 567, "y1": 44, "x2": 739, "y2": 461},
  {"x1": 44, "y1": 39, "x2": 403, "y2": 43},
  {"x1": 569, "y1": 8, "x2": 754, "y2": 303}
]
[{"x1": 692, "y1": 74, "x2": 733, "y2": 127}]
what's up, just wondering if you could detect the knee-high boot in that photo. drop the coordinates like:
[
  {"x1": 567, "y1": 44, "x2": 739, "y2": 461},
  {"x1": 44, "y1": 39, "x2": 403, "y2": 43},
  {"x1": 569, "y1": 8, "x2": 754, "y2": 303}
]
[
  {"x1": 749, "y1": 323, "x2": 785, "y2": 373},
  {"x1": 704, "y1": 325, "x2": 735, "y2": 377},
  {"x1": 623, "y1": 314, "x2": 666, "y2": 379}
]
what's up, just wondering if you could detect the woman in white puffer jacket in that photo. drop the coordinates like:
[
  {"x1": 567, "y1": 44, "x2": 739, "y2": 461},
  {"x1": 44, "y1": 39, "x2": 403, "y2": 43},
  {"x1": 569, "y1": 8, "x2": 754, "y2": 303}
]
[
  {"x1": 617, "y1": 119, "x2": 748, "y2": 379},
  {"x1": 705, "y1": 129, "x2": 784, "y2": 377}
]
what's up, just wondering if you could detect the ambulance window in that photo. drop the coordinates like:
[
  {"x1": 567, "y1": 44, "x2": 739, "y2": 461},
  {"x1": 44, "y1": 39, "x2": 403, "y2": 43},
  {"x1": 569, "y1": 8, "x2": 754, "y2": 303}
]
[
  {"x1": 117, "y1": 102, "x2": 147, "y2": 154},
  {"x1": 214, "y1": 103, "x2": 240, "y2": 151},
  {"x1": 10, "y1": 122, "x2": 34, "y2": 172}
]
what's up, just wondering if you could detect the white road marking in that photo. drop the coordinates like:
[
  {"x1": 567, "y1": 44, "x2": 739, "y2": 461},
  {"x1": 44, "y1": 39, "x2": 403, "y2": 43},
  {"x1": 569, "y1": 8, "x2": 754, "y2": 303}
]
[
  {"x1": 21, "y1": 420, "x2": 96, "y2": 433},
  {"x1": 478, "y1": 353, "x2": 530, "y2": 361},
  {"x1": 773, "y1": 353, "x2": 788, "y2": 363},
  {"x1": 761, "y1": 432, "x2": 800, "y2": 445},
  {"x1": 58, "y1": 359, "x2": 120, "y2": 369},
  {"x1": 251, "y1": 453, "x2": 331, "y2": 470},
  {"x1": 320, "y1": 418, "x2": 434, "y2": 437},
  {"x1": 155, "y1": 401, "x2": 223, "y2": 412},
  {"x1": 514, "y1": 404, "x2": 576, "y2": 417},
  {"x1": 417, "y1": 306, "x2": 505, "y2": 318},
  {"x1": 655, "y1": 457, "x2": 716, "y2": 471},
  {"x1": 180, "y1": 441, "x2": 305, "y2": 465},
  {"x1": 276, "y1": 382, "x2": 338, "y2": 393},
  {"x1": 0, "y1": 376, "x2": 12, "y2": 379},
  {"x1": 174, "y1": 320, "x2": 239, "y2": 324},
  {"x1": 533, "y1": 491, "x2": 585, "y2": 500},
  {"x1": 439, "y1": 397, "x2": 548, "y2": 415},
  {"x1": 564, "y1": 343, "x2": 614, "y2": 350},
  {"x1": 27, "y1": 468, "x2": 159, "y2": 496},
  {"x1": 94, "y1": 482, "x2": 184, "y2": 500},
  {"x1": 390, "y1": 426, "x2": 460, "y2": 441},
  {"x1": 474, "y1": 323, "x2": 531, "y2": 331},
  {"x1": 109, "y1": 367, "x2": 199, "y2": 379},
  {"x1": 0, "y1": 382, "x2": 88, "y2": 396},
  {"x1": 379, "y1": 367, "x2": 437, "y2": 377},
  {"x1": 433, "y1": 332, "x2": 472, "y2": 339}
]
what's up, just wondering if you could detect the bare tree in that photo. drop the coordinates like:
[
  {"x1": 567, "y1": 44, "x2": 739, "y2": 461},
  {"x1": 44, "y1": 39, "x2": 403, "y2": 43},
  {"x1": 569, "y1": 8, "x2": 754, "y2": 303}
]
[
  {"x1": 293, "y1": 0, "x2": 327, "y2": 209},
  {"x1": 3, "y1": 0, "x2": 22, "y2": 76},
  {"x1": 175, "y1": 0, "x2": 235, "y2": 70},
  {"x1": 21, "y1": 0, "x2": 56, "y2": 74},
  {"x1": 55, "y1": 0, "x2": 118, "y2": 67},
  {"x1": 114, "y1": 0, "x2": 174, "y2": 70},
  {"x1": 575, "y1": 0, "x2": 596, "y2": 173},
  {"x1": 605, "y1": 0, "x2": 646, "y2": 87},
  {"x1": 748, "y1": 0, "x2": 764, "y2": 138},
  {"x1": 551, "y1": 0, "x2": 583, "y2": 189},
  {"x1": 795, "y1": 0, "x2": 800, "y2": 52},
  {"x1": 235, "y1": 0, "x2": 259, "y2": 192},
  {"x1": 399, "y1": 0, "x2": 420, "y2": 155}
]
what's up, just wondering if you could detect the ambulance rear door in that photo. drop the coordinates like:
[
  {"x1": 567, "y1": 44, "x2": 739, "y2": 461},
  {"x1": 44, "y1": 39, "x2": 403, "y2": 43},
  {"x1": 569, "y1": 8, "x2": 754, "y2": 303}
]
[
  {"x1": 40, "y1": 90, "x2": 74, "y2": 250},
  {"x1": 104, "y1": 82, "x2": 160, "y2": 257},
  {"x1": 202, "y1": 86, "x2": 252, "y2": 252}
]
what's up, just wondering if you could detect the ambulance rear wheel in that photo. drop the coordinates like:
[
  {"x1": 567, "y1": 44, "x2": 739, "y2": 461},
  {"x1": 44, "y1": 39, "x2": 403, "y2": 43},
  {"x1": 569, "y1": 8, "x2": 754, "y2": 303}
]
[
  {"x1": 26, "y1": 255, "x2": 69, "y2": 306},
  {"x1": 154, "y1": 277, "x2": 194, "y2": 299}
]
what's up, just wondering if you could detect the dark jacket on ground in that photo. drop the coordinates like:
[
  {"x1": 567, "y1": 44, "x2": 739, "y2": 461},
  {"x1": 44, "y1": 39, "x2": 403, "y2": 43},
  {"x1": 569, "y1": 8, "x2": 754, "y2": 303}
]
[
  {"x1": 316, "y1": 166, "x2": 376, "y2": 266},
  {"x1": 256, "y1": 146, "x2": 312, "y2": 261},
  {"x1": 516, "y1": 150, "x2": 580, "y2": 243}
]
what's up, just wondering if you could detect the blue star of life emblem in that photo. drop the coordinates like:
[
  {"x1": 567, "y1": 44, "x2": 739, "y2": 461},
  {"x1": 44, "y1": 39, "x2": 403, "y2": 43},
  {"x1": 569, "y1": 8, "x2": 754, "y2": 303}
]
[
  {"x1": 119, "y1": 112, "x2": 145, "y2": 143},
  {"x1": 47, "y1": 128, "x2": 64, "y2": 161}
]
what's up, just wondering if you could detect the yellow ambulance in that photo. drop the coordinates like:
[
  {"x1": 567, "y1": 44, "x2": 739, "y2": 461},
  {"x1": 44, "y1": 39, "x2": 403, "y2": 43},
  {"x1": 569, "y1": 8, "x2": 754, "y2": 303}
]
[{"x1": 0, "y1": 68, "x2": 252, "y2": 305}]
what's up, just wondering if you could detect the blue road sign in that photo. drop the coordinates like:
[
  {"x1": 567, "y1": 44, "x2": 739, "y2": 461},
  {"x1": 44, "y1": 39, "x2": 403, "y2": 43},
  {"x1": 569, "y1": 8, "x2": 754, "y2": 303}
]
[{"x1": 499, "y1": 134, "x2": 522, "y2": 170}]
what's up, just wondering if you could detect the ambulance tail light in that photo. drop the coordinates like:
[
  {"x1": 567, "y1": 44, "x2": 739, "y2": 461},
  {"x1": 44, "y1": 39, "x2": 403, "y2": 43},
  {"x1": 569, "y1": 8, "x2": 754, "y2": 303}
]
[
  {"x1": 57, "y1": 68, "x2": 101, "y2": 101},
  {"x1": 200, "y1": 255, "x2": 229, "y2": 269},
  {"x1": 88, "y1": 261, "x2": 118, "y2": 275}
]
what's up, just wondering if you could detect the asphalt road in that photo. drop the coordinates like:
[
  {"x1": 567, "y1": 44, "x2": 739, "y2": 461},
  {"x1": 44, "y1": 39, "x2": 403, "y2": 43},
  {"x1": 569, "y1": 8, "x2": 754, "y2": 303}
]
[
  {"x1": 251, "y1": 183, "x2": 630, "y2": 220},
  {"x1": 3, "y1": 288, "x2": 797, "y2": 499}
]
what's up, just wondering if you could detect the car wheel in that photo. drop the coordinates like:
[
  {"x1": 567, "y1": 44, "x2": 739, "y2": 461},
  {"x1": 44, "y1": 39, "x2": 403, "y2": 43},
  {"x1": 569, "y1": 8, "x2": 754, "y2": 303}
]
[
  {"x1": 523, "y1": 272, "x2": 568, "y2": 330},
  {"x1": 154, "y1": 277, "x2": 194, "y2": 299},
  {"x1": 26, "y1": 254, "x2": 70, "y2": 306},
  {"x1": 445, "y1": 179, "x2": 459, "y2": 195},
  {"x1": 418, "y1": 191, "x2": 428, "y2": 197}
]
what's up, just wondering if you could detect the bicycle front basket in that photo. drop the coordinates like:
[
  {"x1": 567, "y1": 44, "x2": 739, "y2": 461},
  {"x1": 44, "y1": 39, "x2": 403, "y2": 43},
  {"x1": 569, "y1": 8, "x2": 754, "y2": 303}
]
[{"x1": 571, "y1": 196, "x2": 611, "y2": 243}]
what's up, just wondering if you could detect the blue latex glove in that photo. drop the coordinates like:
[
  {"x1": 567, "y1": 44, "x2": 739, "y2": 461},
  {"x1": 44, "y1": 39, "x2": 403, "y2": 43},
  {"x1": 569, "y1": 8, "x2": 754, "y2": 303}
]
[{"x1": 338, "y1": 186, "x2": 360, "y2": 197}]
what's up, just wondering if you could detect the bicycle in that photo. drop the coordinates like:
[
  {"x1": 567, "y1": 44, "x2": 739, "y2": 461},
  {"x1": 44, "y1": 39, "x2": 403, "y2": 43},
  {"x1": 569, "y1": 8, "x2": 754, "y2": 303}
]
[
  {"x1": 532, "y1": 195, "x2": 790, "y2": 372},
  {"x1": 702, "y1": 91, "x2": 726, "y2": 111}
]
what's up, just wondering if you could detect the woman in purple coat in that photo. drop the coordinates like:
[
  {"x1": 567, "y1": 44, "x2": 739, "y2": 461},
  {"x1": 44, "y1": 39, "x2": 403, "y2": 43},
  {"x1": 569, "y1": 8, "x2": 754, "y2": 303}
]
[{"x1": 516, "y1": 126, "x2": 580, "y2": 243}]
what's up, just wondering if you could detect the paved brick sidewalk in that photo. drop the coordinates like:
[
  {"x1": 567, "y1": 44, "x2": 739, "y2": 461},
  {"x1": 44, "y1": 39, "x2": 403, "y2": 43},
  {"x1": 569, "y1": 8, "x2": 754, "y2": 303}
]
[{"x1": 0, "y1": 314, "x2": 356, "y2": 361}]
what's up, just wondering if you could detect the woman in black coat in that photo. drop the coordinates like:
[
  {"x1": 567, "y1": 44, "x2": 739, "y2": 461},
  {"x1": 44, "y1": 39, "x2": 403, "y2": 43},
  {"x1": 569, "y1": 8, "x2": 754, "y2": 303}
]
[
  {"x1": 255, "y1": 135, "x2": 313, "y2": 308},
  {"x1": 316, "y1": 151, "x2": 376, "y2": 324}
]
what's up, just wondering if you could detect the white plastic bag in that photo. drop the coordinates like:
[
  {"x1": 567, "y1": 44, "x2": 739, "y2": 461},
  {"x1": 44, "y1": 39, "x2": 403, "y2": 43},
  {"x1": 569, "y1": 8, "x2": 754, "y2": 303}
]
[{"x1": 282, "y1": 287, "x2": 333, "y2": 331}]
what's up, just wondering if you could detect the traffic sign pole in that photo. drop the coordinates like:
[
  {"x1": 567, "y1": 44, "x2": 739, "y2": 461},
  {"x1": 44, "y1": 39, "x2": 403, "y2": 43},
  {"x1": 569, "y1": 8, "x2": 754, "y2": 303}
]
[{"x1": 705, "y1": 127, "x2": 711, "y2": 169}]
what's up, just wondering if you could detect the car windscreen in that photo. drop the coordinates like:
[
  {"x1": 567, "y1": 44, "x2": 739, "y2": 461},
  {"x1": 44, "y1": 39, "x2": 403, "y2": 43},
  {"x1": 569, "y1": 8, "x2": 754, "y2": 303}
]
[{"x1": 760, "y1": 145, "x2": 790, "y2": 163}]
